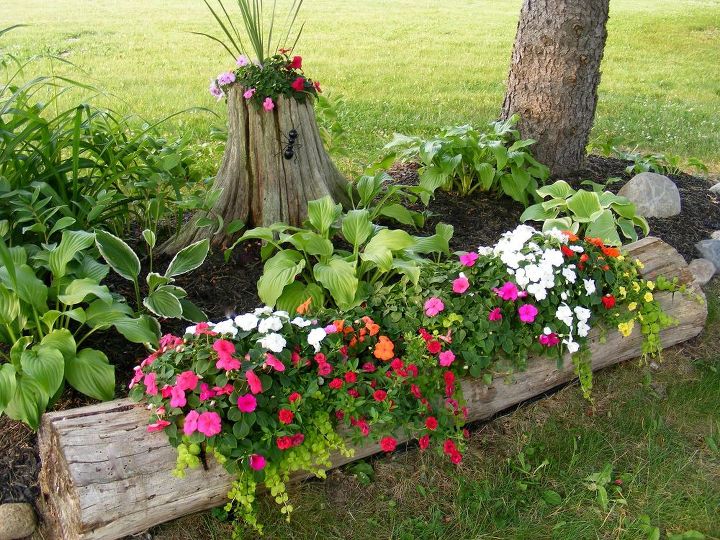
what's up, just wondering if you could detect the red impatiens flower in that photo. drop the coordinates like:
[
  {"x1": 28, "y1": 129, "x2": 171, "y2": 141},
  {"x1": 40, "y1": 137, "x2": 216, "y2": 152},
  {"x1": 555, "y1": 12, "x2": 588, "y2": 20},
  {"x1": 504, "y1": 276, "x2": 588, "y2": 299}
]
[
  {"x1": 425, "y1": 416, "x2": 439, "y2": 431},
  {"x1": 427, "y1": 340, "x2": 441, "y2": 354},
  {"x1": 373, "y1": 389, "x2": 387, "y2": 402},
  {"x1": 601, "y1": 294, "x2": 616, "y2": 309},
  {"x1": 344, "y1": 371, "x2": 357, "y2": 384},
  {"x1": 289, "y1": 55, "x2": 302, "y2": 69},
  {"x1": 291, "y1": 76, "x2": 305, "y2": 92},
  {"x1": 347, "y1": 388, "x2": 360, "y2": 398},
  {"x1": 410, "y1": 384, "x2": 422, "y2": 399},
  {"x1": 380, "y1": 436, "x2": 397, "y2": 452},
  {"x1": 313, "y1": 81, "x2": 322, "y2": 93},
  {"x1": 418, "y1": 434, "x2": 430, "y2": 450},
  {"x1": 329, "y1": 378, "x2": 343, "y2": 390},
  {"x1": 278, "y1": 408, "x2": 294, "y2": 424},
  {"x1": 289, "y1": 392, "x2": 301, "y2": 403},
  {"x1": 418, "y1": 328, "x2": 432, "y2": 342},
  {"x1": 362, "y1": 362, "x2": 376, "y2": 373},
  {"x1": 318, "y1": 362, "x2": 333, "y2": 376},
  {"x1": 406, "y1": 364, "x2": 418, "y2": 378},
  {"x1": 276, "y1": 436, "x2": 292, "y2": 450},
  {"x1": 449, "y1": 451, "x2": 463, "y2": 464},
  {"x1": 561, "y1": 244, "x2": 575, "y2": 258}
]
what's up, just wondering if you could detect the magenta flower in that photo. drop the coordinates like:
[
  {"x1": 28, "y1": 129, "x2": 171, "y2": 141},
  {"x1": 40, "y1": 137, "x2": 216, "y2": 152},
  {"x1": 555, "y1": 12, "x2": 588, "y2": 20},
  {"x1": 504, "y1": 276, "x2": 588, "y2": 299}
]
[
  {"x1": 169, "y1": 385, "x2": 187, "y2": 408},
  {"x1": 246, "y1": 370, "x2": 263, "y2": 394},
  {"x1": 249, "y1": 454, "x2": 266, "y2": 471},
  {"x1": 459, "y1": 252, "x2": 479, "y2": 267},
  {"x1": 438, "y1": 350, "x2": 456, "y2": 367},
  {"x1": 539, "y1": 333, "x2": 560, "y2": 347},
  {"x1": 143, "y1": 372, "x2": 158, "y2": 396},
  {"x1": 264, "y1": 353, "x2": 286, "y2": 372},
  {"x1": 488, "y1": 307, "x2": 503, "y2": 321},
  {"x1": 452, "y1": 275, "x2": 470, "y2": 294},
  {"x1": 263, "y1": 97, "x2": 275, "y2": 111},
  {"x1": 159, "y1": 334, "x2": 182, "y2": 349},
  {"x1": 197, "y1": 411, "x2": 222, "y2": 437},
  {"x1": 183, "y1": 410, "x2": 199, "y2": 435},
  {"x1": 175, "y1": 371, "x2": 199, "y2": 392},
  {"x1": 324, "y1": 324, "x2": 338, "y2": 334},
  {"x1": 216, "y1": 354, "x2": 241, "y2": 371},
  {"x1": 243, "y1": 87, "x2": 256, "y2": 99},
  {"x1": 424, "y1": 297, "x2": 445, "y2": 317},
  {"x1": 146, "y1": 419, "x2": 171, "y2": 433},
  {"x1": 213, "y1": 383, "x2": 234, "y2": 396},
  {"x1": 237, "y1": 393, "x2": 257, "y2": 413},
  {"x1": 518, "y1": 304, "x2": 539, "y2": 323},
  {"x1": 493, "y1": 282, "x2": 519, "y2": 301},
  {"x1": 199, "y1": 383, "x2": 215, "y2": 401}
]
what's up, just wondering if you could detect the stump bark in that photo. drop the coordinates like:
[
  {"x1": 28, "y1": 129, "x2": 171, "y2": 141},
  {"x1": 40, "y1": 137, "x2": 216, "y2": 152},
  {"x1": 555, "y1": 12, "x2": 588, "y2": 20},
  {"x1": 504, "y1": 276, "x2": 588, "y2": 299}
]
[
  {"x1": 162, "y1": 90, "x2": 349, "y2": 253},
  {"x1": 38, "y1": 237, "x2": 707, "y2": 540}
]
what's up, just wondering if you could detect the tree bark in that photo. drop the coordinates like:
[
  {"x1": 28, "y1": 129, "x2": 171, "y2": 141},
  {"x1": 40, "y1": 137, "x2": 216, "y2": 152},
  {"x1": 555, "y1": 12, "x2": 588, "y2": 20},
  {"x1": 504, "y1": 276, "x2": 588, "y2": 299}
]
[
  {"x1": 162, "y1": 90, "x2": 349, "y2": 253},
  {"x1": 37, "y1": 237, "x2": 707, "y2": 540},
  {"x1": 501, "y1": 0, "x2": 610, "y2": 175}
]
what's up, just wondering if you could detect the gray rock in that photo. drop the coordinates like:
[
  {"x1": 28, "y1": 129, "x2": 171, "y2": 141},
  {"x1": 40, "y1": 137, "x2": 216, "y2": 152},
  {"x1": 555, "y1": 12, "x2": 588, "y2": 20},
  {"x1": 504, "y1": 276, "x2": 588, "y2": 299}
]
[
  {"x1": 688, "y1": 258, "x2": 717, "y2": 285},
  {"x1": 695, "y1": 239, "x2": 720, "y2": 271},
  {"x1": 710, "y1": 182, "x2": 720, "y2": 194},
  {"x1": 0, "y1": 503, "x2": 37, "y2": 540},
  {"x1": 617, "y1": 172, "x2": 681, "y2": 218},
  {"x1": 711, "y1": 230, "x2": 720, "y2": 240}
]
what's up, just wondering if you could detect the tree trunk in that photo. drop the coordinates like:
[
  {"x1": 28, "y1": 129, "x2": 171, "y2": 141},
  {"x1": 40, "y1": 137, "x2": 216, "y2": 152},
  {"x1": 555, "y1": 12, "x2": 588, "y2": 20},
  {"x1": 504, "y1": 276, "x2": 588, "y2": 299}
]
[
  {"x1": 37, "y1": 237, "x2": 707, "y2": 540},
  {"x1": 162, "y1": 90, "x2": 349, "y2": 253},
  {"x1": 500, "y1": 0, "x2": 610, "y2": 175}
]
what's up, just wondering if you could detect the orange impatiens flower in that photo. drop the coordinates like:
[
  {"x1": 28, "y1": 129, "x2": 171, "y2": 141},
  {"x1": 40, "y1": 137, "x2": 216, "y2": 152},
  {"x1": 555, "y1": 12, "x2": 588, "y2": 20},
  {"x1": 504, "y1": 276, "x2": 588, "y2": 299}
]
[
  {"x1": 562, "y1": 230, "x2": 579, "y2": 242},
  {"x1": 585, "y1": 236, "x2": 606, "y2": 248},
  {"x1": 361, "y1": 316, "x2": 380, "y2": 336},
  {"x1": 296, "y1": 297, "x2": 312, "y2": 315},
  {"x1": 602, "y1": 245, "x2": 621, "y2": 258},
  {"x1": 333, "y1": 319, "x2": 345, "y2": 333},
  {"x1": 373, "y1": 336, "x2": 395, "y2": 361}
]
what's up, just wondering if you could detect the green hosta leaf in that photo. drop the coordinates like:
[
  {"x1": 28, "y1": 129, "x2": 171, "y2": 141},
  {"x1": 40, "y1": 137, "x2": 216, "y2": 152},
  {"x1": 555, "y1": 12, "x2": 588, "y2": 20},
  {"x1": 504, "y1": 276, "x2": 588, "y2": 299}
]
[
  {"x1": 95, "y1": 230, "x2": 140, "y2": 282},
  {"x1": 586, "y1": 209, "x2": 622, "y2": 246},
  {"x1": 179, "y1": 298, "x2": 207, "y2": 323},
  {"x1": 500, "y1": 173, "x2": 527, "y2": 205},
  {"x1": 276, "y1": 282, "x2": 325, "y2": 313},
  {"x1": 313, "y1": 258, "x2": 359, "y2": 310},
  {"x1": 418, "y1": 165, "x2": 450, "y2": 200},
  {"x1": 355, "y1": 174, "x2": 383, "y2": 207},
  {"x1": 542, "y1": 217, "x2": 575, "y2": 234},
  {"x1": 361, "y1": 229, "x2": 415, "y2": 272},
  {"x1": 475, "y1": 162, "x2": 495, "y2": 190},
  {"x1": 143, "y1": 287, "x2": 183, "y2": 318},
  {"x1": 75, "y1": 253, "x2": 110, "y2": 283},
  {"x1": 21, "y1": 346, "x2": 64, "y2": 396},
  {"x1": 10, "y1": 337, "x2": 33, "y2": 368},
  {"x1": 566, "y1": 190, "x2": 604, "y2": 222},
  {"x1": 146, "y1": 272, "x2": 172, "y2": 292},
  {"x1": 85, "y1": 300, "x2": 134, "y2": 328},
  {"x1": 142, "y1": 229, "x2": 156, "y2": 249},
  {"x1": 257, "y1": 250, "x2": 306, "y2": 307},
  {"x1": 40, "y1": 329, "x2": 77, "y2": 363},
  {"x1": 58, "y1": 278, "x2": 113, "y2": 305},
  {"x1": 65, "y1": 348, "x2": 115, "y2": 401},
  {"x1": 41, "y1": 310, "x2": 62, "y2": 329},
  {"x1": 536, "y1": 180, "x2": 575, "y2": 200},
  {"x1": 520, "y1": 203, "x2": 558, "y2": 223},
  {"x1": 632, "y1": 215, "x2": 650, "y2": 236},
  {"x1": 413, "y1": 223, "x2": 454, "y2": 255},
  {"x1": 0, "y1": 363, "x2": 17, "y2": 415},
  {"x1": 290, "y1": 232, "x2": 334, "y2": 259},
  {"x1": 49, "y1": 230, "x2": 95, "y2": 279},
  {"x1": 165, "y1": 239, "x2": 209, "y2": 278},
  {"x1": 342, "y1": 209, "x2": 373, "y2": 247},
  {"x1": 0, "y1": 283, "x2": 20, "y2": 324},
  {"x1": 12, "y1": 264, "x2": 48, "y2": 312},
  {"x1": 391, "y1": 258, "x2": 421, "y2": 285},
  {"x1": 307, "y1": 196, "x2": 341, "y2": 235},
  {"x1": 617, "y1": 218, "x2": 639, "y2": 242},
  {"x1": 4, "y1": 374, "x2": 48, "y2": 429},
  {"x1": 377, "y1": 204, "x2": 417, "y2": 227},
  {"x1": 113, "y1": 315, "x2": 160, "y2": 345}
]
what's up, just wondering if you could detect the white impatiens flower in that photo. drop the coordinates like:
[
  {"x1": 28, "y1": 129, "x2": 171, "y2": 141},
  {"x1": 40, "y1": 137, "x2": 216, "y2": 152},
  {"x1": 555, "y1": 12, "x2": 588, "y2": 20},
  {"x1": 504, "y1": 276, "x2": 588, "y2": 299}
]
[
  {"x1": 561, "y1": 291, "x2": 568, "y2": 300},
  {"x1": 562, "y1": 266, "x2": 577, "y2": 284},
  {"x1": 543, "y1": 327, "x2": 553, "y2": 335},
  {"x1": 583, "y1": 278, "x2": 597, "y2": 295},
  {"x1": 258, "y1": 316, "x2": 283, "y2": 334},
  {"x1": 290, "y1": 316, "x2": 312, "y2": 328},
  {"x1": 556, "y1": 304, "x2": 574, "y2": 328},
  {"x1": 234, "y1": 313, "x2": 259, "y2": 331},
  {"x1": 514, "y1": 267, "x2": 529, "y2": 288},
  {"x1": 257, "y1": 332, "x2": 286, "y2": 353},
  {"x1": 542, "y1": 248, "x2": 564, "y2": 268},
  {"x1": 577, "y1": 321, "x2": 591, "y2": 338},
  {"x1": 527, "y1": 282, "x2": 547, "y2": 301},
  {"x1": 273, "y1": 310, "x2": 290, "y2": 319},
  {"x1": 545, "y1": 228, "x2": 569, "y2": 243},
  {"x1": 307, "y1": 327, "x2": 327, "y2": 353},
  {"x1": 477, "y1": 246, "x2": 493, "y2": 256},
  {"x1": 253, "y1": 306, "x2": 273, "y2": 316},
  {"x1": 213, "y1": 319, "x2": 238, "y2": 336},
  {"x1": 574, "y1": 306, "x2": 591, "y2": 322},
  {"x1": 570, "y1": 245, "x2": 584, "y2": 253},
  {"x1": 563, "y1": 337, "x2": 580, "y2": 354}
]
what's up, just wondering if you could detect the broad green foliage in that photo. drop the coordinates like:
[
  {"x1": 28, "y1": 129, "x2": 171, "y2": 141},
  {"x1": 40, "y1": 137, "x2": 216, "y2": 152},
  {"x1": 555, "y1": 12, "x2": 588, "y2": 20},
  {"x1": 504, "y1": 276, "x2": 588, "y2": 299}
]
[
  {"x1": 383, "y1": 115, "x2": 549, "y2": 206},
  {"x1": 520, "y1": 180, "x2": 650, "y2": 246},
  {"x1": 228, "y1": 196, "x2": 453, "y2": 311}
]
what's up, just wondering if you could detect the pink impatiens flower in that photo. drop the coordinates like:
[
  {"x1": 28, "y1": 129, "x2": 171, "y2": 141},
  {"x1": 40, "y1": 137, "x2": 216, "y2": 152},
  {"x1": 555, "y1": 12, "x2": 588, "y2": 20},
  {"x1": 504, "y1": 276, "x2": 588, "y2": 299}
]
[
  {"x1": 175, "y1": 371, "x2": 199, "y2": 392},
  {"x1": 539, "y1": 333, "x2": 560, "y2": 347},
  {"x1": 243, "y1": 87, "x2": 256, "y2": 99},
  {"x1": 249, "y1": 454, "x2": 266, "y2": 471},
  {"x1": 246, "y1": 370, "x2": 263, "y2": 394},
  {"x1": 213, "y1": 339, "x2": 241, "y2": 371},
  {"x1": 493, "y1": 282, "x2": 519, "y2": 301},
  {"x1": 170, "y1": 385, "x2": 187, "y2": 408},
  {"x1": 237, "y1": 393, "x2": 257, "y2": 413},
  {"x1": 213, "y1": 383, "x2": 234, "y2": 396},
  {"x1": 216, "y1": 354, "x2": 241, "y2": 371},
  {"x1": 488, "y1": 307, "x2": 503, "y2": 321},
  {"x1": 263, "y1": 97, "x2": 274, "y2": 111},
  {"x1": 264, "y1": 353, "x2": 286, "y2": 372},
  {"x1": 518, "y1": 304, "x2": 539, "y2": 323},
  {"x1": 183, "y1": 410, "x2": 199, "y2": 435},
  {"x1": 146, "y1": 419, "x2": 171, "y2": 433},
  {"x1": 199, "y1": 383, "x2": 215, "y2": 401},
  {"x1": 143, "y1": 372, "x2": 158, "y2": 396},
  {"x1": 438, "y1": 350, "x2": 456, "y2": 367},
  {"x1": 197, "y1": 411, "x2": 222, "y2": 437},
  {"x1": 452, "y1": 274, "x2": 470, "y2": 294},
  {"x1": 194, "y1": 322, "x2": 217, "y2": 336},
  {"x1": 459, "y1": 252, "x2": 479, "y2": 267},
  {"x1": 424, "y1": 297, "x2": 445, "y2": 317}
]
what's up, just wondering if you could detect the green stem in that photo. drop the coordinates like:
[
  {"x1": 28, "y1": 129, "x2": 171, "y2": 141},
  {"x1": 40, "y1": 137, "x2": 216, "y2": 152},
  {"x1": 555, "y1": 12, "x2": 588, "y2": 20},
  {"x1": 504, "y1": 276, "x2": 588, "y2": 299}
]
[{"x1": 76, "y1": 326, "x2": 99, "y2": 348}]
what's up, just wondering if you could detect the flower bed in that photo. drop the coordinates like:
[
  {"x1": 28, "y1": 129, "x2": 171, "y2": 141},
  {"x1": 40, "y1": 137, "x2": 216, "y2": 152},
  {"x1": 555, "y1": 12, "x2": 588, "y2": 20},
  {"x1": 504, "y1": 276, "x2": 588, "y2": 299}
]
[{"x1": 130, "y1": 226, "x2": 689, "y2": 533}]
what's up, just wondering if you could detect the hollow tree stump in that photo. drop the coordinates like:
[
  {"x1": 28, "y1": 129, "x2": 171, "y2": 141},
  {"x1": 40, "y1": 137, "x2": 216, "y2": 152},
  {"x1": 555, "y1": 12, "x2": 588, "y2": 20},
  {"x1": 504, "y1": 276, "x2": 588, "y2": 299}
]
[
  {"x1": 38, "y1": 238, "x2": 707, "y2": 540},
  {"x1": 162, "y1": 90, "x2": 349, "y2": 253}
]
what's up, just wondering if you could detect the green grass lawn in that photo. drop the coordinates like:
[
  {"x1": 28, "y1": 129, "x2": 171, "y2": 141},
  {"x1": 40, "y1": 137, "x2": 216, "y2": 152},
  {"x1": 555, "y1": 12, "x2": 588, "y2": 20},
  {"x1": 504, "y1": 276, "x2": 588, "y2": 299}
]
[{"x1": 3, "y1": 0, "x2": 720, "y2": 175}]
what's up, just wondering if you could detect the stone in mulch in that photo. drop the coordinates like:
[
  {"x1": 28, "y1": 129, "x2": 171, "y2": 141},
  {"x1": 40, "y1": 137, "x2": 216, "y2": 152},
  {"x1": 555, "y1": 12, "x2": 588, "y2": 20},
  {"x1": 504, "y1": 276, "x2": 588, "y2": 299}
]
[
  {"x1": 0, "y1": 503, "x2": 36, "y2": 540},
  {"x1": 688, "y1": 258, "x2": 717, "y2": 285},
  {"x1": 711, "y1": 231, "x2": 720, "y2": 240},
  {"x1": 695, "y1": 239, "x2": 720, "y2": 271},
  {"x1": 617, "y1": 172, "x2": 681, "y2": 218},
  {"x1": 709, "y1": 183, "x2": 720, "y2": 194}
]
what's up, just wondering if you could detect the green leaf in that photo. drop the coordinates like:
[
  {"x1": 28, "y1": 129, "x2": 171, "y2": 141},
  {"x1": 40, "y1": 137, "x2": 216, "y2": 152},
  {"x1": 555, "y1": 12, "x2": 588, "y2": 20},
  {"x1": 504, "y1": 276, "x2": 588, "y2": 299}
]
[
  {"x1": 586, "y1": 210, "x2": 622, "y2": 246},
  {"x1": 307, "y1": 196, "x2": 341, "y2": 235},
  {"x1": 48, "y1": 216, "x2": 77, "y2": 239},
  {"x1": 165, "y1": 239, "x2": 209, "y2": 278},
  {"x1": 597, "y1": 485, "x2": 609, "y2": 511},
  {"x1": 65, "y1": 348, "x2": 115, "y2": 401},
  {"x1": 342, "y1": 209, "x2": 373, "y2": 247},
  {"x1": 500, "y1": 173, "x2": 526, "y2": 205},
  {"x1": 146, "y1": 272, "x2": 172, "y2": 292},
  {"x1": 143, "y1": 287, "x2": 184, "y2": 318},
  {"x1": 412, "y1": 223, "x2": 454, "y2": 255},
  {"x1": 391, "y1": 259, "x2": 421, "y2": 285},
  {"x1": 21, "y1": 346, "x2": 64, "y2": 396},
  {"x1": 58, "y1": 278, "x2": 113, "y2": 305},
  {"x1": 418, "y1": 165, "x2": 450, "y2": 199},
  {"x1": 95, "y1": 230, "x2": 141, "y2": 282},
  {"x1": 142, "y1": 229, "x2": 157, "y2": 249},
  {"x1": 542, "y1": 217, "x2": 575, "y2": 234},
  {"x1": 5, "y1": 374, "x2": 47, "y2": 429},
  {"x1": 542, "y1": 490, "x2": 563, "y2": 506},
  {"x1": 520, "y1": 203, "x2": 558, "y2": 223},
  {"x1": 0, "y1": 283, "x2": 20, "y2": 324},
  {"x1": 179, "y1": 298, "x2": 207, "y2": 323},
  {"x1": 377, "y1": 204, "x2": 417, "y2": 227},
  {"x1": 536, "y1": 180, "x2": 575, "y2": 200},
  {"x1": 12, "y1": 264, "x2": 48, "y2": 312},
  {"x1": 566, "y1": 190, "x2": 604, "y2": 222},
  {"x1": 313, "y1": 258, "x2": 359, "y2": 310},
  {"x1": 475, "y1": 162, "x2": 495, "y2": 190},
  {"x1": 49, "y1": 230, "x2": 95, "y2": 279},
  {"x1": 290, "y1": 232, "x2": 334, "y2": 259},
  {"x1": 113, "y1": 315, "x2": 160, "y2": 345},
  {"x1": 0, "y1": 363, "x2": 17, "y2": 415},
  {"x1": 84, "y1": 300, "x2": 134, "y2": 328},
  {"x1": 257, "y1": 250, "x2": 306, "y2": 307},
  {"x1": 10, "y1": 337, "x2": 33, "y2": 368},
  {"x1": 40, "y1": 329, "x2": 77, "y2": 363},
  {"x1": 276, "y1": 282, "x2": 325, "y2": 314}
]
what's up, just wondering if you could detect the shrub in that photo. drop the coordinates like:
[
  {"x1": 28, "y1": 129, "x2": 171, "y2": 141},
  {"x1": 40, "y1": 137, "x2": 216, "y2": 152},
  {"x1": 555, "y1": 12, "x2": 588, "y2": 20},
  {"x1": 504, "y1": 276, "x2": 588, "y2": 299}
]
[{"x1": 383, "y1": 115, "x2": 549, "y2": 205}]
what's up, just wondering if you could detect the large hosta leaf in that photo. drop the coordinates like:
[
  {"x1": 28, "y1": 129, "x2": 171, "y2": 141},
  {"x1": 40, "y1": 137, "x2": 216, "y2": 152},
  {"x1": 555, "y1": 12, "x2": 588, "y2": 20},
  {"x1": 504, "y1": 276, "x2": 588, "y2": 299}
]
[
  {"x1": 342, "y1": 209, "x2": 373, "y2": 248},
  {"x1": 307, "y1": 196, "x2": 341, "y2": 235},
  {"x1": 566, "y1": 190, "x2": 604, "y2": 222},
  {"x1": 143, "y1": 287, "x2": 183, "y2": 318},
  {"x1": 585, "y1": 210, "x2": 622, "y2": 246},
  {"x1": 536, "y1": 180, "x2": 575, "y2": 200},
  {"x1": 165, "y1": 239, "x2": 209, "y2": 278},
  {"x1": 257, "y1": 250, "x2": 306, "y2": 307},
  {"x1": 58, "y1": 278, "x2": 113, "y2": 305},
  {"x1": 65, "y1": 348, "x2": 115, "y2": 401},
  {"x1": 313, "y1": 258, "x2": 358, "y2": 310},
  {"x1": 5, "y1": 374, "x2": 48, "y2": 429},
  {"x1": 95, "y1": 230, "x2": 140, "y2": 282},
  {"x1": 0, "y1": 363, "x2": 17, "y2": 416},
  {"x1": 20, "y1": 346, "x2": 64, "y2": 396},
  {"x1": 276, "y1": 282, "x2": 325, "y2": 314},
  {"x1": 49, "y1": 230, "x2": 95, "y2": 279}
]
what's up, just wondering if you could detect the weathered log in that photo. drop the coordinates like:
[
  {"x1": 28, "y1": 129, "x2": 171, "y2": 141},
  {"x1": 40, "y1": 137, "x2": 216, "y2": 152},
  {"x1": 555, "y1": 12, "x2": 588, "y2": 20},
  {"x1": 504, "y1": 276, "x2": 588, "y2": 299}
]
[
  {"x1": 162, "y1": 90, "x2": 349, "y2": 253},
  {"x1": 37, "y1": 237, "x2": 707, "y2": 540}
]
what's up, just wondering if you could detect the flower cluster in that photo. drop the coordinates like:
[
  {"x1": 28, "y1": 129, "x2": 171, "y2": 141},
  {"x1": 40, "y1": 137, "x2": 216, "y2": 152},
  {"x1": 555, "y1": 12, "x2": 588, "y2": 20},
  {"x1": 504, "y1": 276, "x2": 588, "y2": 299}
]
[{"x1": 209, "y1": 50, "x2": 320, "y2": 110}]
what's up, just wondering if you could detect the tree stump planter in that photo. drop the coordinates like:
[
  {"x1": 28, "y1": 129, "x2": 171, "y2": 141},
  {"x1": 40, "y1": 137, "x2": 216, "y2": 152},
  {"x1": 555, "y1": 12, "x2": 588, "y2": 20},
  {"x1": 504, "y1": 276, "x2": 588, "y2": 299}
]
[
  {"x1": 37, "y1": 237, "x2": 707, "y2": 540},
  {"x1": 162, "y1": 90, "x2": 349, "y2": 252}
]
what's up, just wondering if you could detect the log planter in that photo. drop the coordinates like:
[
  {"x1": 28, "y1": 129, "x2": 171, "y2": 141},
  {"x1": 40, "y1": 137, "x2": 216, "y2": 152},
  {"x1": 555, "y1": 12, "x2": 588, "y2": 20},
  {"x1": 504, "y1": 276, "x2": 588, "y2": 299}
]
[{"x1": 37, "y1": 237, "x2": 707, "y2": 540}]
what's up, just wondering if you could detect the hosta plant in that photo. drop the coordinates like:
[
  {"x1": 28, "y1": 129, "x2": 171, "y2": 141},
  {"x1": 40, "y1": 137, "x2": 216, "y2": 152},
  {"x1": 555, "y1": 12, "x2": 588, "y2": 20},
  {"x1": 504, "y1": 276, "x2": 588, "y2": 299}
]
[
  {"x1": 519, "y1": 180, "x2": 650, "y2": 246},
  {"x1": 383, "y1": 115, "x2": 549, "y2": 205},
  {"x1": 227, "y1": 195, "x2": 453, "y2": 311}
]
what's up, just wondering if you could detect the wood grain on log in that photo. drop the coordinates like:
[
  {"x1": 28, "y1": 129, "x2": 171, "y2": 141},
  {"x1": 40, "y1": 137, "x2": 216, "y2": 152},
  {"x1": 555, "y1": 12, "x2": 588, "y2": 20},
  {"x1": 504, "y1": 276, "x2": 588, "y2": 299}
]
[{"x1": 38, "y1": 237, "x2": 707, "y2": 540}]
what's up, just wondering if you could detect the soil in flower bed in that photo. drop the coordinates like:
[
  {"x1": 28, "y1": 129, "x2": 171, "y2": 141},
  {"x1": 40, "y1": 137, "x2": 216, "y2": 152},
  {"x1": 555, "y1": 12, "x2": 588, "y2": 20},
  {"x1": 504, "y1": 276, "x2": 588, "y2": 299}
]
[{"x1": 1, "y1": 155, "x2": 716, "y2": 506}]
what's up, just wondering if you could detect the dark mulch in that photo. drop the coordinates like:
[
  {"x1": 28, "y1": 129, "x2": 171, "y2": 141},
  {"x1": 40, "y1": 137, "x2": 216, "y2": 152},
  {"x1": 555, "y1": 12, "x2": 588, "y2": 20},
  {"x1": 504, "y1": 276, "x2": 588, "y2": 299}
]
[{"x1": 1, "y1": 154, "x2": 717, "y2": 506}]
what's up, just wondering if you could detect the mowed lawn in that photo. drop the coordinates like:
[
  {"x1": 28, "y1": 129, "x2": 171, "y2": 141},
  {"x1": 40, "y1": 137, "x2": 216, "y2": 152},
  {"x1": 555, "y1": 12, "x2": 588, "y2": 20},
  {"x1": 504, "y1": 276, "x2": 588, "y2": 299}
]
[{"x1": 3, "y1": 0, "x2": 720, "y2": 174}]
